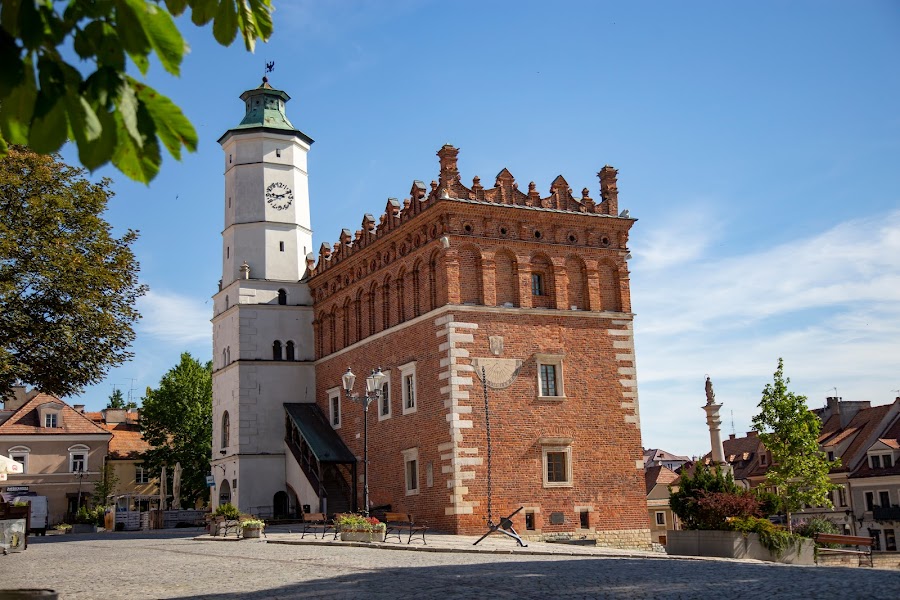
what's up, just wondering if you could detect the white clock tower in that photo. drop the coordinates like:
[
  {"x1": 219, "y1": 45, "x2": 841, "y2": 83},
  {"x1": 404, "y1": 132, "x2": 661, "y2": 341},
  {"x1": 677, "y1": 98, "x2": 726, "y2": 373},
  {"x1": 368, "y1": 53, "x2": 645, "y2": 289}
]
[{"x1": 211, "y1": 78, "x2": 316, "y2": 516}]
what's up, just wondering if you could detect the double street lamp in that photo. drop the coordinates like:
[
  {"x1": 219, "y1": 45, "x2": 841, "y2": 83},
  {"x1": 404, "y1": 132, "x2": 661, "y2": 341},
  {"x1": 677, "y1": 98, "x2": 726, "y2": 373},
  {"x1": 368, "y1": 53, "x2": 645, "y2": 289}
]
[{"x1": 342, "y1": 367, "x2": 386, "y2": 517}]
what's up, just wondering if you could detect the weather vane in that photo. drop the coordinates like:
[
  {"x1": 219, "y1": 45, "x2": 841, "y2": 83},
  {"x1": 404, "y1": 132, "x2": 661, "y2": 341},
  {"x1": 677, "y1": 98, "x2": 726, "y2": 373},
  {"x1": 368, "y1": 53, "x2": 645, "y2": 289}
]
[{"x1": 265, "y1": 61, "x2": 275, "y2": 76}]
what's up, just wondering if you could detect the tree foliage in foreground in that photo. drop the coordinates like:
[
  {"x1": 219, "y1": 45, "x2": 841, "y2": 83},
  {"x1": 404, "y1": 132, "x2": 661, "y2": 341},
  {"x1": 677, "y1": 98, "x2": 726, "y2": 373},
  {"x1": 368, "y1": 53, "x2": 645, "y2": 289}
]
[
  {"x1": 752, "y1": 358, "x2": 839, "y2": 532},
  {"x1": 0, "y1": 146, "x2": 146, "y2": 397},
  {"x1": 0, "y1": 0, "x2": 274, "y2": 183},
  {"x1": 141, "y1": 352, "x2": 212, "y2": 507}
]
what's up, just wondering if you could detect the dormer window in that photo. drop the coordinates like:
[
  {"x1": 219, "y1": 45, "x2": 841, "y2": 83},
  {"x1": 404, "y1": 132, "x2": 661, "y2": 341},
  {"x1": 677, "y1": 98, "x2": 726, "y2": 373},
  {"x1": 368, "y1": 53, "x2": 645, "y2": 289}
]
[
  {"x1": 759, "y1": 453, "x2": 768, "y2": 466},
  {"x1": 869, "y1": 452, "x2": 894, "y2": 469},
  {"x1": 44, "y1": 413, "x2": 58, "y2": 428}
]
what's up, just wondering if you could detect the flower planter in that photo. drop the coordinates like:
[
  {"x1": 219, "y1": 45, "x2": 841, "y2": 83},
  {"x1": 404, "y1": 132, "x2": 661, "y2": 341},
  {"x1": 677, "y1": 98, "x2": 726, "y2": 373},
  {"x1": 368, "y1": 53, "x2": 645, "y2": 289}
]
[
  {"x1": 242, "y1": 527, "x2": 262, "y2": 539},
  {"x1": 71, "y1": 524, "x2": 99, "y2": 534},
  {"x1": 666, "y1": 529, "x2": 814, "y2": 565},
  {"x1": 340, "y1": 530, "x2": 386, "y2": 542}
]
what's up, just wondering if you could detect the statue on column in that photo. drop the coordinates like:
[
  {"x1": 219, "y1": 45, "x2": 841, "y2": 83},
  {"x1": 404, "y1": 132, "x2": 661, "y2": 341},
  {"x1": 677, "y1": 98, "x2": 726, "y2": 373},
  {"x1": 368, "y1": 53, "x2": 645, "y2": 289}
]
[{"x1": 705, "y1": 376, "x2": 715, "y2": 405}]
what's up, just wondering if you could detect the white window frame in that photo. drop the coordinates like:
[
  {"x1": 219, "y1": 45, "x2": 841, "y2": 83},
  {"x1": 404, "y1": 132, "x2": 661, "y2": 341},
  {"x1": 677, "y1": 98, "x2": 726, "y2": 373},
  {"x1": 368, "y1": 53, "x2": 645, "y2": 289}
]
[
  {"x1": 836, "y1": 485, "x2": 847, "y2": 507},
  {"x1": 327, "y1": 386, "x2": 341, "y2": 429},
  {"x1": 877, "y1": 489, "x2": 891, "y2": 507},
  {"x1": 541, "y1": 442, "x2": 573, "y2": 488},
  {"x1": 69, "y1": 444, "x2": 89, "y2": 473},
  {"x1": 402, "y1": 447, "x2": 419, "y2": 495},
  {"x1": 44, "y1": 412, "x2": 58, "y2": 428},
  {"x1": 378, "y1": 372, "x2": 392, "y2": 421},
  {"x1": 655, "y1": 511, "x2": 666, "y2": 526},
  {"x1": 8, "y1": 446, "x2": 30, "y2": 474},
  {"x1": 869, "y1": 452, "x2": 894, "y2": 469},
  {"x1": 135, "y1": 464, "x2": 150, "y2": 484},
  {"x1": 535, "y1": 353, "x2": 565, "y2": 400},
  {"x1": 399, "y1": 361, "x2": 417, "y2": 415}
]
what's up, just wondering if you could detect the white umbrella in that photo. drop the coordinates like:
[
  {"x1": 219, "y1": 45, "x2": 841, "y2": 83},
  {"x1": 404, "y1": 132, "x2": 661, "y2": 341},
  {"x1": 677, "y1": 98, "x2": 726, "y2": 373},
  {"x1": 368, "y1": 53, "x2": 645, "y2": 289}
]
[
  {"x1": 172, "y1": 462, "x2": 182, "y2": 510},
  {"x1": 0, "y1": 455, "x2": 23, "y2": 475},
  {"x1": 159, "y1": 465, "x2": 167, "y2": 511}
]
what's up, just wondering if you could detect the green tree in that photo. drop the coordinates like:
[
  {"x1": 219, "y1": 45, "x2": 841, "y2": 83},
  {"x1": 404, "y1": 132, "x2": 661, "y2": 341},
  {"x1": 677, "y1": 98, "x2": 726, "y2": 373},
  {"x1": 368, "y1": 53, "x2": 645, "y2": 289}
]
[
  {"x1": 93, "y1": 460, "x2": 119, "y2": 506},
  {"x1": 0, "y1": 0, "x2": 274, "y2": 183},
  {"x1": 107, "y1": 388, "x2": 137, "y2": 410},
  {"x1": 140, "y1": 352, "x2": 212, "y2": 507},
  {"x1": 752, "y1": 358, "x2": 839, "y2": 532},
  {"x1": 0, "y1": 146, "x2": 146, "y2": 398},
  {"x1": 669, "y1": 462, "x2": 760, "y2": 529}
]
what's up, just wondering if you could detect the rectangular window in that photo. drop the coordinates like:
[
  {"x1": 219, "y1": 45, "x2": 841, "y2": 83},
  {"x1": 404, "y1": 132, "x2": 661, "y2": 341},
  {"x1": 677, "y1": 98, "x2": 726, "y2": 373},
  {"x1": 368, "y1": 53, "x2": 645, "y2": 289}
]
[
  {"x1": 837, "y1": 486, "x2": 847, "y2": 507},
  {"x1": 886, "y1": 529, "x2": 897, "y2": 552},
  {"x1": 865, "y1": 491, "x2": 875, "y2": 511},
  {"x1": 871, "y1": 455, "x2": 881, "y2": 469},
  {"x1": 656, "y1": 511, "x2": 666, "y2": 526},
  {"x1": 547, "y1": 452, "x2": 567, "y2": 483},
  {"x1": 531, "y1": 273, "x2": 544, "y2": 296},
  {"x1": 879, "y1": 490, "x2": 891, "y2": 507},
  {"x1": 579, "y1": 510, "x2": 590, "y2": 529},
  {"x1": 760, "y1": 452, "x2": 768, "y2": 466},
  {"x1": 10, "y1": 454, "x2": 27, "y2": 474},
  {"x1": 71, "y1": 453, "x2": 86, "y2": 473},
  {"x1": 885, "y1": 454, "x2": 894, "y2": 469},
  {"x1": 276, "y1": 148, "x2": 281, "y2": 158},
  {"x1": 279, "y1": 241, "x2": 285, "y2": 252},
  {"x1": 378, "y1": 376, "x2": 392, "y2": 421},
  {"x1": 525, "y1": 511, "x2": 535, "y2": 531},
  {"x1": 135, "y1": 465, "x2": 149, "y2": 484},
  {"x1": 426, "y1": 461, "x2": 433, "y2": 488},
  {"x1": 327, "y1": 387, "x2": 341, "y2": 429},
  {"x1": 399, "y1": 361, "x2": 417, "y2": 415},
  {"x1": 873, "y1": 531, "x2": 882, "y2": 551},
  {"x1": 44, "y1": 413, "x2": 58, "y2": 428},
  {"x1": 402, "y1": 448, "x2": 419, "y2": 495},
  {"x1": 540, "y1": 364, "x2": 557, "y2": 397}
]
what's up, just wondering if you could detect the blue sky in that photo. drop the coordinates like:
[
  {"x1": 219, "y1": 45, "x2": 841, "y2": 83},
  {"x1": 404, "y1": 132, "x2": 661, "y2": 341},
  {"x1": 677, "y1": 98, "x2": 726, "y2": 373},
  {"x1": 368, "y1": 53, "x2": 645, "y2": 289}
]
[{"x1": 64, "y1": 1, "x2": 900, "y2": 457}]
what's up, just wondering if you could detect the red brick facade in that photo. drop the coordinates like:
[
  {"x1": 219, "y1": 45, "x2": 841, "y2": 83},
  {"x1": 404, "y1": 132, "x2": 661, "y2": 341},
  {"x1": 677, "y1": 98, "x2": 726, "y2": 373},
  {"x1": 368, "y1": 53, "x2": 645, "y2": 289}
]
[{"x1": 308, "y1": 146, "x2": 648, "y2": 545}]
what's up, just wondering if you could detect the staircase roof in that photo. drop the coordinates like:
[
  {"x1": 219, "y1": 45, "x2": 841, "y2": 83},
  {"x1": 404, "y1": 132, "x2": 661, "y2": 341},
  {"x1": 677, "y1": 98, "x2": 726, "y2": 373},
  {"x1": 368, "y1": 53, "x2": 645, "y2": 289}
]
[{"x1": 284, "y1": 403, "x2": 356, "y2": 464}]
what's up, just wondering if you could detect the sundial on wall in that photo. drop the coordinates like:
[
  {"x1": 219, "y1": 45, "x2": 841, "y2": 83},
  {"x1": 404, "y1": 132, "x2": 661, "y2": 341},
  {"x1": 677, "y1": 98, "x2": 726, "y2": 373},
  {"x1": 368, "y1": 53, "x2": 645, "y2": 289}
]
[{"x1": 471, "y1": 358, "x2": 523, "y2": 389}]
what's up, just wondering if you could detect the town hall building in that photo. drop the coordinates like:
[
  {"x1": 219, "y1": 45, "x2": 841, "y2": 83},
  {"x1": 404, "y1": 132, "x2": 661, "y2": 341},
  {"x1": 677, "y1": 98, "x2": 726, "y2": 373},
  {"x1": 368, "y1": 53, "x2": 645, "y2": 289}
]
[{"x1": 211, "y1": 78, "x2": 650, "y2": 547}]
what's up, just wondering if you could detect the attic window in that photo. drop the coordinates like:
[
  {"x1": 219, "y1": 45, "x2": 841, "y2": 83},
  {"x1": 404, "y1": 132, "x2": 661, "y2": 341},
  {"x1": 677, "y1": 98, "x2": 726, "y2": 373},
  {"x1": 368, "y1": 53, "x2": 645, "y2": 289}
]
[
  {"x1": 760, "y1": 453, "x2": 768, "y2": 466},
  {"x1": 44, "y1": 413, "x2": 58, "y2": 428}
]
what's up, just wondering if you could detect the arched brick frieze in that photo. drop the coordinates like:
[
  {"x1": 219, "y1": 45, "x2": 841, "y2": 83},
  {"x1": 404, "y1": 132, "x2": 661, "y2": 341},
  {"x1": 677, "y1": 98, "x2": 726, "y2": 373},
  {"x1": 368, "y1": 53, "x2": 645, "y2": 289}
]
[
  {"x1": 565, "y1": 254, "x2": 588, "y2": 310},
  {"x1": 411, "y1": 259, "x2": 423, "y2": 317},
  {"x1": 342, "y1": 298, "x2": 351, "y2": 349},
  {"x1": 354, "y1": 289, "x2": 363, "y2": 343},
  {"x1": 493, "y1": 247, "x2": 519, "y2": 307},
  {"x1": 328, "y1": 306, "x2": 337, "y2": 354},
  {"x1": 396, "y1": 267, "x2": 407, "y2": 324},
  {"x1": 530, "y1": 252, "x2": 556, "y2": 309},
  {"x1": 457, "y1": 244, "x2": 483, "y2": 305},
  {"x1": 382, "y1": 275, "x2": 393, "y2": 329},
  {"x1": 597, "y1": 259, "x2": 621, "y2": 312},
  {"x1": 368, "y1": 282, "x2": 378, "y2": 335}
]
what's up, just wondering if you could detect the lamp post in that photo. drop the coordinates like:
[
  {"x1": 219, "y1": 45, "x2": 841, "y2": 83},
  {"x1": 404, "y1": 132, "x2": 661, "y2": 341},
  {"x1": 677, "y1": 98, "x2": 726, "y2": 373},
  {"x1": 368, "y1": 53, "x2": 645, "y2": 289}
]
[{"x1": 342, "y1": 367, "x2": 386, "y2": 516}]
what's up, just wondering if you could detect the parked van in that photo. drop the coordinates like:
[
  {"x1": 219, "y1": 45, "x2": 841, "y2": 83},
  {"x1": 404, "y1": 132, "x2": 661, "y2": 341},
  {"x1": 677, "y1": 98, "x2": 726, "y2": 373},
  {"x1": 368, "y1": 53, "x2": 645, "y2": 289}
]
[{"x1": 13, "y1": 495, "x2": 48, "y2": 535}]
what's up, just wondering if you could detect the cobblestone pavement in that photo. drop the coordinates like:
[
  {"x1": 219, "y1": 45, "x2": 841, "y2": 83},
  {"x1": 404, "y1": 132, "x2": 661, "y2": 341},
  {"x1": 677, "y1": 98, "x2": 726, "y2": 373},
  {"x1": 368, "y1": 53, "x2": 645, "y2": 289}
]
[{"x1": 3, "y1": 530, "x2": 899, "y2": 599}]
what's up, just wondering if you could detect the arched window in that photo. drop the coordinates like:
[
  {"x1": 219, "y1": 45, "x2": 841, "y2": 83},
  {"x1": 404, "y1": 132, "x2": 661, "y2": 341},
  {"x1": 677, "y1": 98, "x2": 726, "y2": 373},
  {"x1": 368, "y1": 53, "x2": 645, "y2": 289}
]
[
  {"x1": 286, "y1": 341, "x2": 295, "y2": 361},
  {"x1": 278, "y1": 289, "x2": 287, "y2": 305},
  {"x1": 225, "y1": 295, "x2": 229, "y2": 310},
  {"x1": 222, "y1": 411, "x2": 230, "y2": 448},
  {"x1": 273, "y1": 340, "x2": 283, "y2": 360}
]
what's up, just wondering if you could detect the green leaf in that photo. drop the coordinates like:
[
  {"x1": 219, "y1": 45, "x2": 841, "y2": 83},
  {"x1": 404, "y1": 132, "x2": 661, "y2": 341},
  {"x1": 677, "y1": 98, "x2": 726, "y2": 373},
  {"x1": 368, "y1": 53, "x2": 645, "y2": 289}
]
[
  {"x1": 142, "y1": 2, "x2": 185, "y2": 76},
  {"x1": 115, "y1": 79, "x2": 141, "y2": 145},
  {"x1": 0, "y1": 0, "x2": 24, "y2": 38},
  {"x1": 111, "y1": 105, "x2": 161, "y2": 183},
  {"x1": 77, "y1": 107, "x2": 118, "y2": 171},
  {"x1": 66, "y1": 93, "x2": 103, "y2": 144},
  {"x1": 189, "y1": 0, "x2": 218, "y2": 26},
  {"x1": 29, "y1": 93, "x2": 67, "y2": 154},
  {"x1": 114, "y1": 0, "x2": 151, "y2": 59},
  {"x1": 0, "y1": 133, "x2": 8, "y2": 156},
  {"x1": 212, "y1": 0, "x2": 238, "y2": 46},
  {"x1": 163, "y1": 0, "x2": 189, "y2": 17},
  {"x1": 135, "y1": 83, "x2": 197, "y2": 159}
]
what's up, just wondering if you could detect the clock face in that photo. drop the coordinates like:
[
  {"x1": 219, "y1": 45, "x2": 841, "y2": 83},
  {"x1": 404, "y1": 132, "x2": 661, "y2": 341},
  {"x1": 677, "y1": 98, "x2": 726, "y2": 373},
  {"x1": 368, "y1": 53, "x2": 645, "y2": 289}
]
[{"x1": 265, "y1": 182, "x2": 294, "y2": 211}]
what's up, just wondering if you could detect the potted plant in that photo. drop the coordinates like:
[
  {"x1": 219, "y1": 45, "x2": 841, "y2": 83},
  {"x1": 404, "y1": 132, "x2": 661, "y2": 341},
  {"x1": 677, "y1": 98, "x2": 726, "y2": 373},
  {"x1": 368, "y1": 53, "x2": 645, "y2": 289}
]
[
  {"x1": 241, "y1": 518, "x2": 265, "y2": 539},
  {"x1": 72, "y1": 506, "x2": 100, "y2": 533},
  {"x1": 334, "y1": 513, "x2": 386, "y2": 542},
  {"x1": 53, "y1": 523, "x2": 72, "y2": 535},
  {"x1": 212, "y1": 503, "x2": 241, "y2": 536}
]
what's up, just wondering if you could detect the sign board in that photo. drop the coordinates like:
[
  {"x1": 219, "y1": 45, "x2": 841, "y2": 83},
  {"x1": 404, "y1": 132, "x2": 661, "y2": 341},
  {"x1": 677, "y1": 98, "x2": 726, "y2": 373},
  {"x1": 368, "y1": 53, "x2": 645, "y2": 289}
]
[
  {"x1": 4, "y1": 485, "x2": 28, "y2": 492},
  {"x1": 206, "y1": 475, "x2": 215, "y2": 487}
]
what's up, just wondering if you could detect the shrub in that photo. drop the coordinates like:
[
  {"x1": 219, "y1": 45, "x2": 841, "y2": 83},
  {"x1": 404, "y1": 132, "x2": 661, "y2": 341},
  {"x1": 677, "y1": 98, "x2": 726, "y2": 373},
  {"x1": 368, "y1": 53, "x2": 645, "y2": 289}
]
[
  {"x1": 795, "y1": 516, "x2": 840, "y2": 539},
  {"x1": 214, "y1": 503, "x2": 240, "y2": 519},
  {"x1": 74, "y1": 506, "x2": 105, "y2": 526},
  {"x1": 728, "y1": 515, "x2": 802, "y2": 558},
  {"x1": 669, "y1": 463, "x2": 744, "y2": 529},
  {"x1": 334, "y1": 513, "x2": 386, "y2": 532},
  {"x1": 241, "y1": 519, "x2": 265, "y2": 529},
  {"x1": 692, "y1": 491, "x2": 762, "y2": 530}
]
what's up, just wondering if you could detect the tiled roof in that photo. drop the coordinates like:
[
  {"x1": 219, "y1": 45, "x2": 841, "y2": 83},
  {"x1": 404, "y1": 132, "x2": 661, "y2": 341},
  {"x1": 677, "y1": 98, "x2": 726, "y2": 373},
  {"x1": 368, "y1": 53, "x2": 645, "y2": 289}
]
[
  {"x1": 0, "y1": 393, "x2": 110, "y2": 436},
  {"x1": 851, "y1": 413, "x2": 900, "y2": 479},
  {"x1": 831, "y1": 404, "x2": 892, "y2": 472},
  {"x1": 84, "y1": 412, "x2": 149, "y2": 459},
  {"x1": 645, "y1": 465, "x2": 678, "y2": 494}
]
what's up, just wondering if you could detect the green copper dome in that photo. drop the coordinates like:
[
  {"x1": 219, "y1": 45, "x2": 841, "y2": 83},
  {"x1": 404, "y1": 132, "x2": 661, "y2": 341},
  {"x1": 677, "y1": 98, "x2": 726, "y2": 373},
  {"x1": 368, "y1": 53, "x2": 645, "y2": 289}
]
[{"x1": 219, "y1": 77, "x2": 313, "y2": 145}]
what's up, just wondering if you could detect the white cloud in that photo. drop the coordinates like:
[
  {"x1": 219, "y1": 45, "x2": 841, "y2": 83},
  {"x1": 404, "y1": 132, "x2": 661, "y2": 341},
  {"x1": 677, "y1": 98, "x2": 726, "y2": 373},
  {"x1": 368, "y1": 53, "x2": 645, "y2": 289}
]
[
  {"x1": 634, "y1": 209, "x2": 900, "y2": 457},
  {"x1": 137, "y1": 289, "x2": 211, "y2": 345}
]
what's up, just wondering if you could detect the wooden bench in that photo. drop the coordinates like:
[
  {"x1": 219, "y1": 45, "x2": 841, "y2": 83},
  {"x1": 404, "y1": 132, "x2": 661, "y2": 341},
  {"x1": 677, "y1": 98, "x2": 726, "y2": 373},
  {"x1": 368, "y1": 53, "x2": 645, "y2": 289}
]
[
  {"x1": 299, "y1": 512, "x2": 336, "y2": 539},
  {"x1": 383, "y1": 512, "x2": 427, "y2": 545},
  {"x1": 814, "y1": 533, "x2": 874, "y2": 567}
]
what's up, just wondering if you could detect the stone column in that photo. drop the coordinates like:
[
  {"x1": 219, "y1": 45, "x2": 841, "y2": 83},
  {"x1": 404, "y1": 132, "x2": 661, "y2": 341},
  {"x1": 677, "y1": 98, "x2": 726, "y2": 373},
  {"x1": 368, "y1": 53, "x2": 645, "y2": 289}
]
[{"x1": 703, "y1": 377, "x2": 729, "y2": 472}]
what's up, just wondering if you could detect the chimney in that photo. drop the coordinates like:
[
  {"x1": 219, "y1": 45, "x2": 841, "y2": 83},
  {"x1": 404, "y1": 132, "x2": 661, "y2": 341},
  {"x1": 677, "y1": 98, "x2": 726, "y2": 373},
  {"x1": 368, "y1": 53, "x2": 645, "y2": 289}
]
[
  {"x1": 73, "y1": 404, "x2": 85, "y2": 413},
  {"x1": 729, "y1": 434, "x2": 736, "y2": 440},
  {"x1": 747, "y1": 431, "x2": 758, "y2": 437},
  {"x1": 104, "y1": 408, "x2": 127, "y2": 425},
  {"x1": 3, "y1": 385, "x2": 29, "y2": 411}
]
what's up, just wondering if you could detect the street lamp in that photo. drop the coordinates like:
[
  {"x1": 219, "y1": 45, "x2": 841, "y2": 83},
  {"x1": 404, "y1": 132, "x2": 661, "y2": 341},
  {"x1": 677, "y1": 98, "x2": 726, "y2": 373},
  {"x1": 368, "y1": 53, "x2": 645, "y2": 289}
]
[{"x1": 342, "y1": 367, "x2": 386, "y2": 516}]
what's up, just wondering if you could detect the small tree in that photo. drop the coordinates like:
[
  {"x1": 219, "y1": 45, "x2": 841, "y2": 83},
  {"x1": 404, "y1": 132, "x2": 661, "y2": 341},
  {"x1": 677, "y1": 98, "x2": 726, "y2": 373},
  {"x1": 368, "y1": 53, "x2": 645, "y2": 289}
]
[
  {"x1": 752, "y1": 358, "x2": 839, "y2": 532},
  {"x1": 93, "y1": 461, "x2": 119, "y2": 507},
  {"x1": 669, "y1": 462, "x2": 760, "y2": 529},
  {"x1": 106, "y1": 388, "x2": 137, "y2": 411}
]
